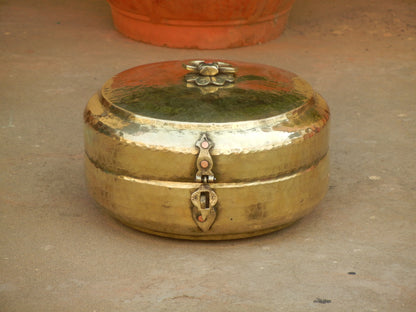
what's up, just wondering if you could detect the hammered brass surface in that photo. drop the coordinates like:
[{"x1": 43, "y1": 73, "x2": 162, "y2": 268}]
[
  {"x1": 84, "y1": 92, "x2": 329, "y2": 183},
  {"x1": 101, "y1": 60, "x2": 312, "y2": 123},
  {"x1": 84, "y1": 60, "x2": 330, "y2": 239},
  {"x1": 85, "y1": 153, "x2": 329, "y2": 240}
]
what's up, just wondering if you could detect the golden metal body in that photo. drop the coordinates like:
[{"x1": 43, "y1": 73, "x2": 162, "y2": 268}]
[{"x1": 84, "y1": 60, "x2": 330, "y2": 240}]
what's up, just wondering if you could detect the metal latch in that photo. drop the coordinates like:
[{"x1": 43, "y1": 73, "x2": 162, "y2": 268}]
[{"x1": 191, "y1": 134, "x2": 217, "y2": 232}]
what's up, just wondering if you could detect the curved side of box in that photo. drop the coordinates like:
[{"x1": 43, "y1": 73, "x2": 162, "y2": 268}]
[{"x1": 84, "y1": 152, "x2": 329, "y2": 240}]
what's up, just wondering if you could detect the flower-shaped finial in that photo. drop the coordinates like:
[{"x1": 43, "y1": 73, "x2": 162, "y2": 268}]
[{"x1": 184, "y1": 60, "x2": 236, "y2": 87}]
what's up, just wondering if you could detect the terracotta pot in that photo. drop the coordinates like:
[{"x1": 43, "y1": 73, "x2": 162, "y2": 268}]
[{"x1": 107, "y1": 0, "x2": 296, "y2": 49}]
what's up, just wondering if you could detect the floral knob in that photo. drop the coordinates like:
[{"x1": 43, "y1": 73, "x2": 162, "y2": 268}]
[{"x1": 184, "y1": 60, "x2": 236, "y2": 87}]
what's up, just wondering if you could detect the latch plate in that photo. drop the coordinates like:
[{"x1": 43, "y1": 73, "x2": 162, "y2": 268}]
[{"x1": 191, "y1": 134, "x2": 217, "y2": 232}]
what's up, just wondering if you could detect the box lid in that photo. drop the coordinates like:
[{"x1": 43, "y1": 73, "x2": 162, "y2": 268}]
[
  {"x1": 101, "y1": 60, "x2": 314, "y2": 123},
  {"x1": 86, "y1": 60, "x2": 329, "y2": 184}
]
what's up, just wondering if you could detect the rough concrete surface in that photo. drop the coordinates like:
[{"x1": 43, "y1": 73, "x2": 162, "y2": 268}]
[{"x1": 1, "y1": 0, "x2": 415, "y2": 311}]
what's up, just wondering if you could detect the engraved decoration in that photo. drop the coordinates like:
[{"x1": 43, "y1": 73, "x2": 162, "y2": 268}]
[{"x1": 184, "y1": 60, "x2": 236, "y2": 93}]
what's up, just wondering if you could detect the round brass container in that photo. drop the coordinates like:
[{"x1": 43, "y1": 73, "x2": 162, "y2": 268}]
[{"x1": 84, "y1": 60, "x2": 330, "y2": 240}]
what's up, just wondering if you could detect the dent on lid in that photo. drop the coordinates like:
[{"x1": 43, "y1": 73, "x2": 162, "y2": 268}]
[{"x1": 101, "y1": 60, "x2": 313, "y2": 123}]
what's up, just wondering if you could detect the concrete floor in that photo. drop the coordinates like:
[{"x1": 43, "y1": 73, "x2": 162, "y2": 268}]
[{"x1": 1, "y1": 0, "x2": 415, "y2": 311}]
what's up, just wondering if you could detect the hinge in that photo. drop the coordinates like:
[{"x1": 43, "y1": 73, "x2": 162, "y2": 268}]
[{"x1": 195, "y1": 134, "x2": 215, "y2": 183}]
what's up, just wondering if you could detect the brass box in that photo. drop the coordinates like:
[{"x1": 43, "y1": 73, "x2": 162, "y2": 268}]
[{"x1": 84, "y1": 60, "x2": 330, "y2": 240}]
